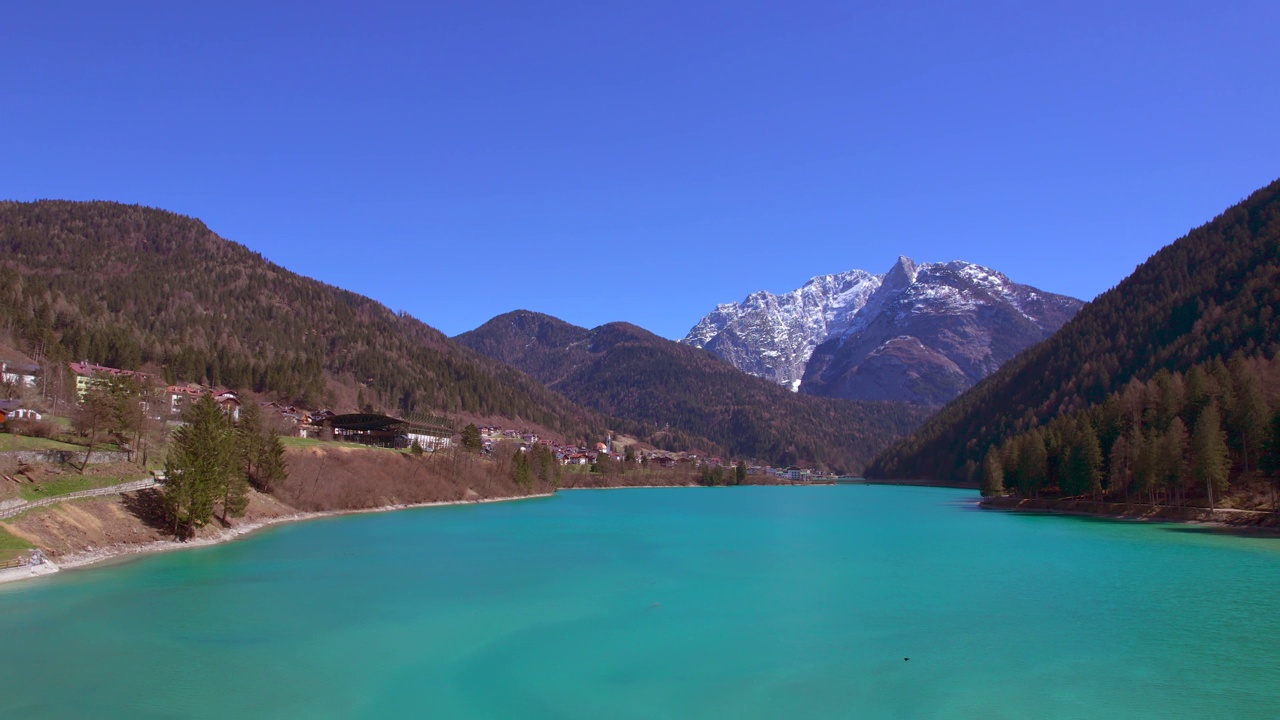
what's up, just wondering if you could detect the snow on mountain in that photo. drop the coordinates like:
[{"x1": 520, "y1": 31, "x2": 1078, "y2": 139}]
[
  {"x1": 683, "y1": 268, "x2": 882, "y2": 391},
  {"x1": 680, "y1": 256, "x2": 1083, "y2": 405}
]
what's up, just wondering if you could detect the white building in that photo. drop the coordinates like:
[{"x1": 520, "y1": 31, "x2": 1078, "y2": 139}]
[{"x1": 1, "y1": 361, "x2": 39, "y2": 388}]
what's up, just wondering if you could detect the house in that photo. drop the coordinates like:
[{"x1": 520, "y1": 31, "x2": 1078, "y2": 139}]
[
  {"x1": 167, "y1": 384, "x2": 205, "y2": 414},
  {"x1": 0, "y1": 361, "x2": 40, "y2": 388},
  {"x1": 69, "y1": 361, "x2": 155, "y2": 398},
  {"x1": 213, "y1": 391, "x2": 242, "y2": 422},
  {"x1": 0, "y1": 400, "x2": 41, "y2": 423}
]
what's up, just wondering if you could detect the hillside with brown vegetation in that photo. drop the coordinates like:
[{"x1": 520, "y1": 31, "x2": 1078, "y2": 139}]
[
  {"x1": 458, "y1": 311, "x2": 933, "y2": 473},
  {"x1": 0, "y1": 200, "x2": 612, "y2": 441}
]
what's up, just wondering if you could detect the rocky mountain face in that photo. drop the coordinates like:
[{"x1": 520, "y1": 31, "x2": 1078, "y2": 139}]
[
  {"x1": 870, "y1": 176, "x2": 1280, "y2": 482},
  {"x1": 457, "y1": 310, "x2": 934, "y2": 473},
  {"x1": 682, "y1": 257, "x2": 1082, "y2": 405}
]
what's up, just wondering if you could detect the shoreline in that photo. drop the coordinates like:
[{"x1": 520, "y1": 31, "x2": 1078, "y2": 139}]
[
  {"x1": 0, "y1": 491, "x2": 554, "y2": 588},
  {"x1": 863, "y1": 478, "x2": 980, "y2": 490},
  {"x1": 0, "y1": 480, "x2": 791, "y2": 586},
  {"x1": 979, "y1": 495, "x2": 1280, "y2": 536}
]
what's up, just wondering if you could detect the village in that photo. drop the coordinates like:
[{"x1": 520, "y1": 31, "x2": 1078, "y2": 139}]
[{"x1": 2, "y1": 357, "x2": 839, "y2": 482}]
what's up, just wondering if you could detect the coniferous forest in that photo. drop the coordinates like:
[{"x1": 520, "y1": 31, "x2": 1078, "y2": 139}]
[
  {"x1": 871, "y1": 177, "x2": 1280, "y2": 507},
  {"x1": 0, "y1": 200, "x2": 924, "y2": 470},
  {"x1": 0, "y1": 200, "x2": 610, "y2": 439}
]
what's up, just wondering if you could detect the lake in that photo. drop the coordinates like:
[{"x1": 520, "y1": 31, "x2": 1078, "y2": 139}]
[{"x1": 1, "y1": 486, "x2": 1277, "y2": 718}]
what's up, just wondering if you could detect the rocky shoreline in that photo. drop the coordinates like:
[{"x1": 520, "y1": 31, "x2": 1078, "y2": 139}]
[{"x1": 979, "y1": 495, "x2": 1280, "y2": 532}]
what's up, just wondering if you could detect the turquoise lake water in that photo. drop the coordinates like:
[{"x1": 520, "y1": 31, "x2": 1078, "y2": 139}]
[{"x1": 1, "y1": 485, "x2": 1278, "y2": 719}]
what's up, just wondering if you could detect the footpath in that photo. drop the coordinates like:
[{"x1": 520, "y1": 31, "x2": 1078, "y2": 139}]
[
  {"x1": 0, "y1": 478, "x2": 157, "y2": 520},
  {"x1": 0, "y1": 477, "x2": 158, "y2": 584}
]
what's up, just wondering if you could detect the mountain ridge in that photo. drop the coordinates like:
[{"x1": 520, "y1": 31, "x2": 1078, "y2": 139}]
[
  {"x1": 681, "y1": 256, "x2": 1082, "y2": 404},
  {"x1": 457, "y1": 310, "x2": 933, "y2": 472},
  {"x1": 0, "y1": 200, "x2": 613, "y2": 441},
  {"x1": 869, "y1": 176, "x2": 1280, "y2": 482}
]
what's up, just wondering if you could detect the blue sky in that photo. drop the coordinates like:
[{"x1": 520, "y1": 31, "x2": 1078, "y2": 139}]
[{"x1": 4, "y1": 2, "x2": 1278, "y2": 339}]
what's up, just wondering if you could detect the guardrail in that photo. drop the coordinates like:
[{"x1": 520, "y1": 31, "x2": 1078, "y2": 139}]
[
  {"x1": 0, "y1": 549, "x2": 47, "y2": 569},
  {"x1": 0, "y1": 479, "x2": 157, "y2": 520}
]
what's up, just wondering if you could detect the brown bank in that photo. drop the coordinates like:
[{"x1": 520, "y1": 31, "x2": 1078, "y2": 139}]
[
  {"x1": 0, "y1": 444, "x2": 744, "y2": 584},
  {"x1": 980, "y1": 494, "x2": 1279, "y2": 531}
]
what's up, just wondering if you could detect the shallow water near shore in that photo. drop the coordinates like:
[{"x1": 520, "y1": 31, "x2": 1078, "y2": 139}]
[{"x1": 1, "y1": 485, "x2": 1278, "y2": 719}]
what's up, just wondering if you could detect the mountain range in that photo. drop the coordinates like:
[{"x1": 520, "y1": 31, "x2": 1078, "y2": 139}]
[
  {"x1": 681, "y1": 256, "x2": 1082, "y2": 405},
  {"x1": 456, "y1": 311, "x2": 933, "y2": 472},
  {"x1": 0, "y1": 200, "x2": 930, "y2": 471}
]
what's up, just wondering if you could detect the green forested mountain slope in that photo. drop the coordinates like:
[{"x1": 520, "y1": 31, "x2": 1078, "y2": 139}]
[
  {"x1": 458, "y1": 311, "x2": 933, "y2": 472},
  {"x1": 869, "y1": 177, "x2": 1280, "y2": 482},
  {"x1": 0, "y1": 200, "x2": 608, "y2": 438}
]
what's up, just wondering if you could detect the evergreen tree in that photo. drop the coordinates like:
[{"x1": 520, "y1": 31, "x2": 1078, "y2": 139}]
[
  {"x1": 1259, "y1": 414, "x2": 1280, "y2": 514},
  {"x1": 236, "y1": 400, "x2": 265, "y2": 480},
  {"x1": 1230, "y1": 365, "x2": 1268, "y2": 472},
  {"x1": 460, "y1": 423, "x2": 483, "y2": 453},
  {"x1": 219, "y1": 467, "x2": 251, "y2": 523},
  {"x1": 1078, "y1": 418, "x2": 1103, "y2": 498},
  {"x1": 981, "y1": 447, "x2": 1004, "y2": 497},
  {"x1": 162, "y1": 395, "x2": 236, "y2": 538},
  {"x1": 1108, "y1": 433, "x2": 1132, "y2": 501},
  {"x1": 735, "y1": 460, "x2": 748, "y2": 485},
  {"x1": 1061, "y1": 419, "x2": 1102, "y2": 497},
  {"x1": 1132, "y1": 429, "x2": 1158, "y2": 504},
  {"x1": 255, "y1": 430, "x2": 288, "y2": 492},
  {"x1": 512, "y1": 449, "x2": 532, "y2": 487},
  {"x1": 1191, "y1": 403, "x2": 1230, "y2": 510},
  {"x1": 1016, "y1": 431, "x2": 1048, "y2": 498},
  {"x1": 1162, "y1": 417, "x2": 1190, "y2": 506}
]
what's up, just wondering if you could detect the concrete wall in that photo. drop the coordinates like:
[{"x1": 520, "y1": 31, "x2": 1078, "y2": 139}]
[{"x1": 0, "y1": 449, "x2": 131, "y2": 465}]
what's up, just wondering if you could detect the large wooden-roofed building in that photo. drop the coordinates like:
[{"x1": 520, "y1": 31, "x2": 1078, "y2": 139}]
[{"x1": 324, "y1": 413, "x2": 455, "y2": 450}]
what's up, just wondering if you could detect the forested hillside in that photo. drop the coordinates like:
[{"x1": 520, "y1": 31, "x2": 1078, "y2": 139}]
[
  {"x1": 869, "y1": 177, "x2": 1280, "y2": 494},
  {"x1": 458, "y1": 311, "x2": 933, "y2": 472},
  {"x1": 0, "y1": 201, "x2": 608, "y2": 439}
]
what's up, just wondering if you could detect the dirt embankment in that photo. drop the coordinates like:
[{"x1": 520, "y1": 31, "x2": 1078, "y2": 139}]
[
  {"x1": 981, "y1": 495, "x2": 1279, "y2": 528},
  {"x1": 0, "y1": 445, "x2": 798, "y2": 578},
  {"x1": 275, "y1": 445, "x2": 540, "y2": 510},
  {"x1": 2, "y1": 488, "x2": 300, "y2": 560}
]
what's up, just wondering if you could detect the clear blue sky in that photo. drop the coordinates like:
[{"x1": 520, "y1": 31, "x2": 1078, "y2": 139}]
[{"x1": 4, "y1": 2, "x2": 1278, "y2": 339}]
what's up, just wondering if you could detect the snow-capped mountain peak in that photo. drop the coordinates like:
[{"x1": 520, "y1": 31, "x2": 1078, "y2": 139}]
[{"x1": 680, "y1": 257, "x2": 1083, "y2": 404}]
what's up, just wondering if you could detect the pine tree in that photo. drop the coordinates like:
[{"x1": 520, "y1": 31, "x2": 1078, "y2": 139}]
[
  {"x1": 1132, "y1": 429, "x2": 1158, "y2": 504},
  {"x1": 220, "y1": 469, "x2": 250, "y2": 523},
  {"x1": 1259, "y1": 414, "x2": 1280, "y2": 514},
  {"x1": 1078, "y1": 418, "x2": 1103, "y2": 498},
  {"x1": 162, "y1": 395, "x2": 235, "y2": 538},
  {"x1": 1230, "y1": 365, "x2": 1268, "y2": 472},
  {"x1": 1108, "y1": 433, "x2": 1132, "y2": 502},
  {"x1": 1016, "y1": 431, "x2": 1048, "y2": 498},
  {"x1": 460, "y1": 423, "x2": 483, "y2": 453},
  {"x1": 981, "y1": 447, "x2": 1004, "y2": 497},
  {"x1": 236, "y1": 399, "x2": 265, "y2": 482},
  {"x1": 512, "y1": 449, "x2": 532, "y2": 487},
  {"x1": 735, "y1": 460, "x2": 748, "y2": 485},
  {"x1": 255, "y1": 430, "x2": 288, "y2": 492},
  {"x1": 1061, "y1": 419, "x2": 1102, "y2": 498},
  {"x1": 1191, "y1": 403, "x2": 1230, "y2": 510}
]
